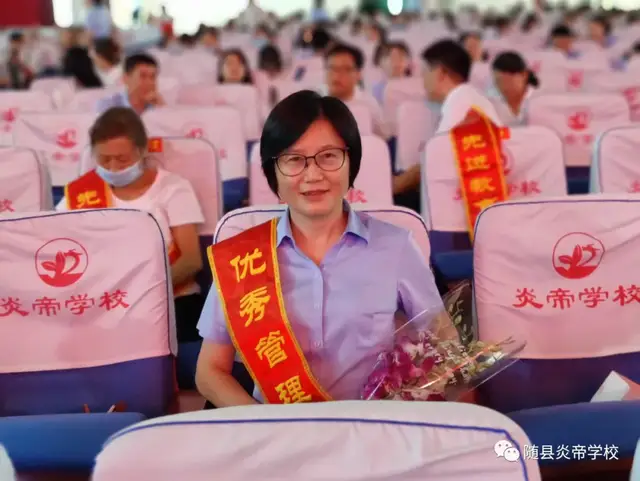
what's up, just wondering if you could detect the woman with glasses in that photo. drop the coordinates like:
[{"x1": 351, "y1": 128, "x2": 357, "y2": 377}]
[
  {"x1": 195, "y1": 90, "x2": 444, "y2": 407},
  {"x1": 56, "y1": 107, "x2": 205, "y2": 343}
]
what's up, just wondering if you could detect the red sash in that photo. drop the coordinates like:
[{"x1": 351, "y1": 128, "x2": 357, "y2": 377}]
[
  {"x1": 66, "y1": 170, "x2": 189, "y2": 294},
  {"x1": 207, "y1": 219, "x2": 331, "y2": 404},
  {"x1": 450, "y1": 109, "x2": 510, "y2": 241}
]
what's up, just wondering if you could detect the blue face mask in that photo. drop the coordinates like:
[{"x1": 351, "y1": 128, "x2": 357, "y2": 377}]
[{"x1": 96, "y1": 161, "x2": 144, "y2": 187}]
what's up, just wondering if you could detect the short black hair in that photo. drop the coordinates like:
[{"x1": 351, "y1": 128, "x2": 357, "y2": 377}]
[
  {"x1": 258, "y1": 44, "x2": 282, "y2": 72},
  {"x1": 260, "y1": 90, "x2": 362, "y2": 196},
  {"x1": 550, "y1": 24, "x2": 575, "y2": 38},
  {"x1": 9, "y1": 32, "x2": 24, "y2": 43},
  {"x1": 422, "y1": 39, "x2": 471, "y2": 83},
  {"x1": 492, "y1": 51, "x2": 539, "y2": 88},
  {"x1": 93, "y1": 38, "x2": 121, "y2": 65},
  {"x1": 311, "y1": 27, "x2": 332, "y2": 52},
  {"x1": 124, "y1": 53, "x2": 158, "y2": 74},
  {"x1": 590, "y1": 15, "x2": 612, "y2": 36},
  {"x1": 326, "y1": 43, "x2": 364, "y2": 70}
]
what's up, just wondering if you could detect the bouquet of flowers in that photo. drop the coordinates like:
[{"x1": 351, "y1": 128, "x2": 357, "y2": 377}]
[{"x1": 362, "y1": 281, "x2": 524, "y2": 401}]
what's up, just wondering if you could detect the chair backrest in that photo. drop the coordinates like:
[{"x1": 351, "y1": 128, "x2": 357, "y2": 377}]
[
  {"x1": 345, "y1": 101, "x2": 373, "y2": 135},
  {"x1": 214, "y1": 204, "x2": 431, "y2": 261},
  {"x1": 592, "y1": 126, "x2": 640, "y2": 194},
  {"x1": 0, "y1": 91, "x2": 53, "y2": 144},
  {"x1": 0, "y1": 209, "x2": 175, "y2": 417},
  {"x1": 67, "y1": 87, "x2": 121, "y2": 112},
  {"x1": 526, "y1": 93, "x2": 630, "y2": 167},
  {"x1": 422, "y1": 125, "x2": 567, "y2": 232},
  {"x1": 272, "y1": 79, "x2": 322, "y2": 103},
  {"x1": 382, "y1": 77, "x2": 425, "y2": 136},
  {"x1": 12, "y1": 112, "x2": 97, "y2": 187},
  {"x1": 175, "y1": 84, "x2": 261, "y2": 141},
  {"x1": 395, "y1": 100, "x2": 437, "y2": 172},
  {"x1": 78, "y1": 136, "x2": 221, "y2": 236},
  {"x1": 474, "y1": 195, "x2": 640, "y2": 412},
  {"x1": 30, "y1": 78, "x2": 76, "y2": 109},
  {"x1": 92, "y1": 401, "x2": 540, "y2": 481},
  {"x1": 142, "y1": 106, "x2": 246, "y2": 183},
  {"x1": 0, "y1": 147, "x2": 51, "y2": 212},
  {"x1": 585, "y1": 71, "x2": 640, "y2": 121},
  {"x1": 248, "y1": 135, "x2": 393, "y2": 207}
]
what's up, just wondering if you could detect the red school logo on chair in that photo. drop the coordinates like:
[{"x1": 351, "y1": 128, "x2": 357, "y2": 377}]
[
  {"x1": 56, "y1": 129, "x2": 77, "y2": 149},
  {"x1": 552, "y1": 233, "x2": 605, "y2": 280},
  {"x1": 567, "y1": 110, "x2": 591, "y2": 131},
  {"x1": 35, "y1": 238, "x2": 89, "y2": 288}
]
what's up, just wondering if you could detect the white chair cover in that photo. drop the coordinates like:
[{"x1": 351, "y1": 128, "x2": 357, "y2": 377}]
[
  {"x1": 249, "y1": 135, "x2": 393, "y2": 206},
  {"x1": 346, "y1": 101, "x2": 373, "y2": 135},
  {"x1": 67, "y1": 87, "x2": 121, "y2": 112},
  {"x1": 474, "y1": 195, "x2": 640, "y2": 359},
  {"x1": 0, "y1": 90, "x2": 53, "y2": 145},
  {"x1": 395, "y1": 100, "x2": 437, "y2": 172},
  {"x1": 591, "y1": 126, "x2": 640, "y2": 194},
  {"x1": 214, "y1": 204, "x2": 431, "y2": 261},
  {"x1": 92, "y1": 401, "x2": 540, "y2": 481},
  {"x1": 422, "y1": 125, "x2": 567, "y2": 231},
  {"x1": 29, "y1": 78, "x2": 76, "y2": 109},
  {"x1": 382, "y1": 77, "x2": 425, "y2": 136},
  {"x1": 175, "y1": 84, "x2": 262, "y2": 141},
  {"x1": 11, "y1": 112, "x2": 97, "y2": 187},
  {"x1": 78, "y1": 137, "x2": 221, "y2": 236},
  {"x1": 0, "y1": 147, "x2": 51, "y2": 212},
  {"x1": 142, "y1": 106, "x2": 246, "y2": 183},
  {"x1": 526, "y1": 93, "x2": 630, "y2": 167},
  {"x1": 0, "y1": 209, "x2": 176, "y2": 374},
  {"x1": 585, "y1": 71, "x2": 640, "y2": 122}
]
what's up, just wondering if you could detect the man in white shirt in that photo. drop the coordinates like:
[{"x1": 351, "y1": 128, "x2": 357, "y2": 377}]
[
  {"x1": 325, "y1": 44, "x2": 389, "y2": 139},
  {"x1": 393, "y1": 39, "x2": 502, "y2": 197}
]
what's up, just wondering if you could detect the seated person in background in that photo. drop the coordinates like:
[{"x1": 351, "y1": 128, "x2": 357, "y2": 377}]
[
  {"x1": 325, "y1": 44, "x2": 389, "y2": 138},
  {"x1": 550, "y1": 24, "x2": 580, "y2": 58},
  {"x1": 253, "y1": 23, "x2": 275, "y2": 51},
  {"x1": 63, "y1": 45, "x2": 103, "y2": 88},
  {"x1": 96, "y1": 53, "x2": 165, "y2": 115},
  {"x1": 372, "y1": 41, "x2": 412, "y2": 103},
  {"x1": 195, "y1": 90, "x2": 444, "y2": 407},
  {"x1": 393, "y1": 39, "x2": 502, "y2": 197},
  {"x1": 588, "y1": 15, "x2": 615, "y2": 49},
  {"x1": 258, "y1": 44, "x2": 283, "y2": 80},
  {"x1": 199, "y1": 26, "x2": 221, "y2": 55},
  {"x1": 489, "y1": 51, "x2": 539, "y2": 126},
  {"x1": 91, "y1": 38, "x2": 122, "y2": 87},
  {"x1": 459, "y1": 31, "x2": 487, "y2": 63},
  {"x1": 6, "y1": 32, "x2": 33, "y2": 90},
  {"x1": 217, "y1": 49, "x2": 253, "y2": 84},
  {"x1": 56, "y1": 107, "x2": 205, "y2": 342},
  {"x1": 178, "y1": 34, "x2": 196, "y2": 50}
]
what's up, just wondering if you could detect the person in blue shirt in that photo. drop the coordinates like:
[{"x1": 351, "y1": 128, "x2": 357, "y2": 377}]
[
  {"x1": 96, "y1": 53, "x2": 165, "y2": 115},
  {"x1": 84, "y1": 0, "x2": 113, "y2": 41}
]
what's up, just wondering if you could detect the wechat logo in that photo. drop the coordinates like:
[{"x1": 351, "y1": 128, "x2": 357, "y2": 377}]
[{"x1": 495, "y1": 440, "x2": 521, "y2": 462}]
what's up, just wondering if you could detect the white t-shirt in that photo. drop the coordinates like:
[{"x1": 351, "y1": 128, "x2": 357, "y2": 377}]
[
  {"x1": 56, "y1": 168, "x2": 205, "y2": 296},
  {"x1": 488, "y1": 86, "x2": 536, "y2": 126},
  {"x1": 436, "y1": 83, "x2": 503, "y2": 134}
]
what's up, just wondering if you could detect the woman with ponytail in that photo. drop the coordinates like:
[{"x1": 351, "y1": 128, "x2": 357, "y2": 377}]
[{"x1": 489, "y1": 51, "x2": 539, "y2": 125}]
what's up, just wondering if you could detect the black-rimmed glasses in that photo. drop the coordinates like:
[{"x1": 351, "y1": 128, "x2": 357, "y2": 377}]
[{"x1": 274, "y1": 148, "x2": 348, "y2": 177}]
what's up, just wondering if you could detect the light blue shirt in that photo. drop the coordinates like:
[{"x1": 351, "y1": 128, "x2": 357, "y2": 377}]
[
  {"x1": 197, "y1": 205, "x2": 444, "y2": 401},
  {"x1": 85, "y1": 6, "x2": 112, "y2": 40},
  {"x1": 96, "y1": 91, "x2": 151, "y2": 114}
]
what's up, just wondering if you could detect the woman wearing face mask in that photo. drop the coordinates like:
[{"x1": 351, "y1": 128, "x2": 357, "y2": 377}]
[
  {"x1": 56, "y1": 107, "x2": 205, "y2": 342},
  {"x1": 489, "y1": 51, "x2": 539, "y2": 125},
  {"x1": 217, "y1": 49, "x2": 253, "y2": 84},
  {"x1": 195, "y1": 90, "x2": 445, "y2": 407}
]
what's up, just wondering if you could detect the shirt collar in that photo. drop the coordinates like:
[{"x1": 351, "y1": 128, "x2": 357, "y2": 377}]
[
  {"x1": 121, "y1": 90, "x2": 152, "y2": 112},
  {"x1": 276, "y1": 202, "x2": 369, "y2": 247}
]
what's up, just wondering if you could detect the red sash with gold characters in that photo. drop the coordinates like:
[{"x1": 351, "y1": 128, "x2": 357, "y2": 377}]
[
  {"x1": 450, "y1": 109, "x2": 510, "y2": 241},
  {"x1": 66, "y1": 168, "x2": 189, "y2": 294},
  {"x1": 207, "y1": 219, "x2": 331, "y2": 404}
]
